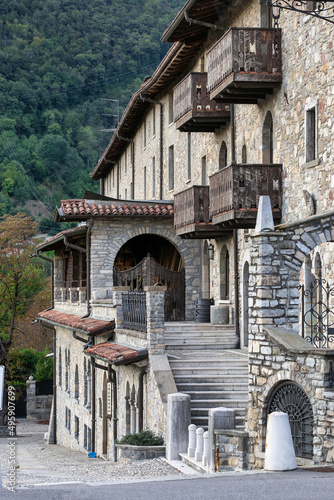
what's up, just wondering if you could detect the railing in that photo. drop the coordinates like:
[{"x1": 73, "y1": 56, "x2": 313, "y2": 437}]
[
  {"x1": 122, "y1": 292, "x2": 147, "y2": 332},
  {"x1": 207, "y1": 28, "x2": 281, "y2": 93},
  {"x1": 174, "y1": 186, "x2": 210, "y2": 229},
  {"x1": 299, "y1": 279, "x2": 334, "y2": 348},
  {"x1": 173, "y1": 72, "x2": 226, "y2": 123},
  {"x1": 55, "y1": 287, "x2": 87, "y2": 304},
  {"x1": 209, "y1": 163, "x2": 282, "y2": 219}
]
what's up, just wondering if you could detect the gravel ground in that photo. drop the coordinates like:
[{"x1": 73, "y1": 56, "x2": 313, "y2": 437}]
[{"x1": 0, "y1": 419, "x2": 184, "y2": 489}]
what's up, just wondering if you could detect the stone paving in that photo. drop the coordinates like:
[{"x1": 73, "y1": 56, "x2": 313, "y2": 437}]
[{"x1": 0, "y1": 419, "x2": 186, "y2": 490}]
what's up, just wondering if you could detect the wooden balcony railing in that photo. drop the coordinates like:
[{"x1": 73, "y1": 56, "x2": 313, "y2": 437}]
[
  {"x1": 173, "y1": 72, "x2": 229, "y2": 132},
  {"x1": 209, "y1": 163, "x2": 282, "y2": 228},
  {"x1": 207, "y1": 28, "x2": 282, "y2": 103}
]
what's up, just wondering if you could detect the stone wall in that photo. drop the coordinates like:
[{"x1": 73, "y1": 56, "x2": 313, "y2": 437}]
[
  {"x1": 26, "y1": 377, "x2": 52, "y2": 423},
  {"x1": 248, "y1": 325, "x2": 334, "y2": 468}
]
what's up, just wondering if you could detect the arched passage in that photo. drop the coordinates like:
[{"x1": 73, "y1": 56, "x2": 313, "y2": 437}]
[
  {"x1": 267, "y1": 380, "x2": 313, "y2": 459},
  {"x1": 113, "y1": 234, "x2": 185, "y2": 321}
]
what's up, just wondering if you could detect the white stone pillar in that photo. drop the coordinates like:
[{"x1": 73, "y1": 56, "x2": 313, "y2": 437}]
[
  {"x1": 130, "y1": 401, "x2": 136, "y2": 434},
  {"x1": 195, "y1": 427, "x2": 204, "y2": 462},
  {"x1": 265, "y1": 412, "x2": 297, "y2": 471},
  {"x1": 188, "y1": 424, "x2": 196, "y2": 457},
  {"x1": 166, "y1": 393, "x2": 191, "y2": 460},
  {"x1": 202, "y1": 431, "x2": 209, "y2": 467}
]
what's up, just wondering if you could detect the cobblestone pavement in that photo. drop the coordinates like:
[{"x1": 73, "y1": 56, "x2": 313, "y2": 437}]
[{"x1": 0, "y1": 419, "x2": 186, "y2": 489}]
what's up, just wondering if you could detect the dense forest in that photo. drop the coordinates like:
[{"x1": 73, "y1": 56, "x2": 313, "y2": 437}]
[{"x1": 0, "y1": 0, "x2": 183, "y2": 233}]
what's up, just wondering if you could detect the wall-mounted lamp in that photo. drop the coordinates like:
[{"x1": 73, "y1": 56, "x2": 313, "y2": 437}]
[{"x1": 207, "y1": 242, "x2": 215, "y2": 261}]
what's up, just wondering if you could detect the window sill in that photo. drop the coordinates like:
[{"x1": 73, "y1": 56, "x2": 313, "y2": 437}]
[{"x1": 304, "y1": 158, "x2": 320, "y2": 169}]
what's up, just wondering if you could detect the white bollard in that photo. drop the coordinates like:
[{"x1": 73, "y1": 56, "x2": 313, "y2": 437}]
[
  {"x1": 202, "y1": 430, "x2": 209, "y2": 467},
  {"x1": 195, "y1": 427, "x2": 204, "y2": 462},
  {"x1": 188, "y1": 424, "x2": 196, "y2": 457},
  {"x1": 265, "y1": 411, "x2": 297, "y2": 471}
]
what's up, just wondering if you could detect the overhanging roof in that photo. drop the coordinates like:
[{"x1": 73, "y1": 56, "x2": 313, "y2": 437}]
[
  {"x1": 34, "y1": 226, "x2": 87, "y2": 253},
  {"x1": 86, "y1": 342, "x2": 148, "y2": 366},
  {"x1": 38, "y1": 309, "x2": 115, "y2": 336}
]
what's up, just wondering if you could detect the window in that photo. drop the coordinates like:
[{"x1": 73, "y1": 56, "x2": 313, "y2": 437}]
[
  {"x1": 84, "y1": 424, "x2": 88, "y2": 449},
  {"x1": 219, "y1": 141, "x2": 227, "y2": 170},
  {"x1": 74, "y1": 416, "x2": 79, "y2": 440},
  {"x1": 242, "y1": 144, "x2": 247, "y2": 164},
  {"x1": 125, "y1": 188, "x2": 127, "y2": 199},
  {"x1": 119, "y1": 159, "x2": 121, "y2": 180},
  {"x1": 65, "y1": 407, "x2": 71, "y2": 432},
  {"x1": 125, "y1": 149, "x2": 127, "y2": 174},
  {"x1": 220, "y1": 246, "x2": 230, "y2": 300},
  {"x1": 58, "y1": 348, "x2": 62, "y2": 387},
  {"x1": 168, "y1": 94, "x2": 173, "y2": 124},
  {"x1": 112, "y1": 168, "x2": 115, "y2": 188},
  {"x1": 168, "y1": 146, "x2": 174, "y2": 191},
  {"x1": 153, "y1": 106, "x2": 156, "y2": 136},
  {"x1": 144, "y1": 167, "x2": 147, "y2": 199},
  {"x1": 65, "y1": 349, "x2": 70, "y2": 393},
  {"x1": 201, "y1": 156, "x2": 207, "y2": 185},
  {"x1": 152, "y1": 157, "x2": 156, "y2": 198},
  {"x1": 74, "y1": 364, "x2": 79, "y2": 400},
  {"x1": 306, "y1": 106, "x2": 316, "y2": 163},
  {"x1": 262, "y1": 111, "x2": 273, "y2": 164},
  {"x1": 260, "y1": 3, "x2": 272, "y2": 27},
  {"x1": 143, "y1": 120, "x2": 147, "y2": 148},
  {"x1": 187, "y1": 133, "x2": 191, "y2": 181}
]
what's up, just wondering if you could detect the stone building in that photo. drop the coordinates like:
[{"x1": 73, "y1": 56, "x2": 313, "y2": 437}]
[{"x1": 37, "y1": 0, "x2": 334, "y2": 468}]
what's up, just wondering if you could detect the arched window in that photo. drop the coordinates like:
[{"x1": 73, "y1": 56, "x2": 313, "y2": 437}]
[
  {"x1": 58, "y1": 348, "x2": 62, "y2": 387},
  {"x1": 242, "y1": 144, "x2": 247, "y2": 164},
  {"x1": 84, "y1": 358, "x2": 87, "y2": 406},
  {"x1": 220, "y1": 245, "x2": 230, "y2": 300},
  {"x1": 219, "y1": 141, "x2": 227, "y2": 170},
  {"x1": 125, "y1": 382, "x2": 131, "y2": 434},
  {"x1": 65, "y1": 349, "x2": 70, "y2": 393},
  {"x1": 262, "y1": 111, "x2": 273, "y2": 164}
]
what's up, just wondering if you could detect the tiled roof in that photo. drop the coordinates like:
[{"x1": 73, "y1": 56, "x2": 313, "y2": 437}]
[
  {"x1": 56, "y1": 199, "x2": 174, "y2": 221},
  {"x1": 38, "y1": 309, "x2": 114, "y2": 335},
  {"x1": 34, "y1": 226, "x2": 87, "y2": 252},
  {"x1": 86, "y1": 342, "x2": 148, "y2": 365}
]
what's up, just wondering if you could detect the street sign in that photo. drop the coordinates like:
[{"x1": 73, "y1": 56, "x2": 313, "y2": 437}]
[{"x1": 0, "y1": 365, "x2": 4, "y2": 411}]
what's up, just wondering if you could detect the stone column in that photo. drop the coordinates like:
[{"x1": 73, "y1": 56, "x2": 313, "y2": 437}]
[
  {"x1": 26, "y1": 375, "x2": 36, "y2": 420},
  {"x1": 112, "y1": 286, "x2": 130, "y2": 329},
  {"x1": 166, "y1": 393, "x2": 191, "y2": 460},
  {"x1": 145, "y1": 287, "x2": 167, "y2": 354}
]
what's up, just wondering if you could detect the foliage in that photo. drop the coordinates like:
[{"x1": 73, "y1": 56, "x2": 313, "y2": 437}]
[
  {"x1": 117, "y1": 430, "x2": 164, "y2": 446},
  {"x1": 0, "y1": 213, "x2": 48, "y2": 365},
  {"x1": 7, "y1": 348, "x2": 52, "y2": 387},
  {"x1": 0, "y1": 0, "x2": 184, "y2": 224}
]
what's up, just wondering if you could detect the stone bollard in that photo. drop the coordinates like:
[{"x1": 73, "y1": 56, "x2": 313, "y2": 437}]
[
  {"x1": 202, "y1": 431, "x2": 209, "y2": 467},
  {"x1": 166, "y1": 393, "x2": 191, "y2": 460},
  {"x1": 195, "y1": 427, "x2": 204, "y2": 462},
  {"x1": 188, "y1": 424, "x2": 196, "y2": 457},
  {"x1": 265, "y1": 411, "x2": 297, "y2": 471}
]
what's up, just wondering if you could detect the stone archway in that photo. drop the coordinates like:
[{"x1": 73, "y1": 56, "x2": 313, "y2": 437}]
[{"x1": 267, "y1": 380, "x2": 314, "y2": 459}]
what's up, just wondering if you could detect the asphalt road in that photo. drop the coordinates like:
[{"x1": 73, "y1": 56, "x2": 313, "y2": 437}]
[{"x1": 1, "y1": 469, "x2": 334, "y2": 500}]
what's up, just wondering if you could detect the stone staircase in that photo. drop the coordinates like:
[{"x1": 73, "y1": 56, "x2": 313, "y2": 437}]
[{"x1": 165, "y1": 322, "x2": 249, "y2": 429}]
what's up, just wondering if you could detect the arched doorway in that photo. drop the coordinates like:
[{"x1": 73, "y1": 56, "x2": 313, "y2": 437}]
[
  {"x1": 220, "y1": 245, "x2": 229, "y2": 300},
  {"x1": 242, "y1": 261, "x2": 249, "y2": 347},
  {"x1": 267, "y1": 381, "x2": 314, "y2": 459},
  {"x1": 113, "y1": 235, "x2": 185, "y2": 321},
  {"x1": 262, "y1": 111, "x2": 273, "y2": 164}
]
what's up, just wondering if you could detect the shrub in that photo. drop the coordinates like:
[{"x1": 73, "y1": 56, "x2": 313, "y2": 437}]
[{"x1": 117, "y1": 430, "x2": 164, "y2": 446}]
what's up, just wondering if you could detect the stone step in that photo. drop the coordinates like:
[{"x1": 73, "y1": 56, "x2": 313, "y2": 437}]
[
  {"x1": 173, "y1": 375, "x2": 248, "y2": 384},
  {"x1": 170, "y1": 365, "x2": 248, "y2": 374},
  {"x1": 165, "y1": 322, "x2": 235, "y2": 331},
  {"x1": 166, "y1": 343, "x2": 238, "y2": 350},
  {"x1": 176, "y1": 382, "x2": 248, "y2": 392},
  {"x1": 187, "y1": 391, "x2": 248, "y2": 401}
]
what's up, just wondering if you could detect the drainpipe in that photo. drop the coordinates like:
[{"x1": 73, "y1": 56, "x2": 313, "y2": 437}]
[
  {"x1": 52, "y1": 327, "x2": 57, "y2": 444},
  {"x1": 131, "y1": 142, "x2": 135, "y2": 199},
  {"x1": 109, "y1": 365, "x2": 118, "y2": 462},
  {"x1": 139, "y1": 94, "x2": 163, "y2": 200},
  {"x1": 117, "y1": 161, "x2": 120, "y2": 199},
  {"x1": 32, "y1": 251, "x2": 54, "y2": 309},
  {"x1": 230, "y1": 104, "x2": 240, "y2": 347},
  {"x1": 91, "y1": 355, "x2": 96, "y2": 453},
  {"x1": 138, "y1": 367, "x2": 146, "y2": 431}
]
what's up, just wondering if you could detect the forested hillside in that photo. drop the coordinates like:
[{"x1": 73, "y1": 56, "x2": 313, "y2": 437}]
[{"x1": 0, "y1": 0, "x2": 183, "y2": 232}]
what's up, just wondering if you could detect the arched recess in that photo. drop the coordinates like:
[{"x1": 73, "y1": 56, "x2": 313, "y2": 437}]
[
  {"x1": 114, "y1": 234, "x2": 185, "y2": 321},
  {"x1": 125, "y1": 382, "x2": 131, "y2": 435},
  {"x1": 202, "y1": 241, "x2": 210, "y2": 299},
  {"x1": 220, "y1": 245, "x2": 230, "y2": 300},
  {"x1": 242, "y1": 261, "x2": 249, "y2": 347},
  {"x1": 267, "y1": 380, "x2": 314, "y2": 459},
  {"x1": 242, "y1": 144, "x2": 247, "y2": 164},
  {"x1": 262, "y1": 111, "x2": 273, "y2": 164},
  {"x1": 219, "y1": 141, "x2": 227, "y2": 170},
  {"x1": 102, "y1": 372, "x2": 108, "y2": 455}
]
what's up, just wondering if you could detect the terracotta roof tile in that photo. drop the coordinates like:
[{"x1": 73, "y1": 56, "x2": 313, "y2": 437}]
[
  {"x1": 38, "y1": 309, "x2": 114, "y2": 335},
  {"x1": 56, "y1": 199, "x2": 174, "y2": 221},
  {"x1": 34, "y1": 226, "x2": 87, "y2": 252},
  {"x1": 86, "y1": 342, "x2": 147, "y2": 365}
]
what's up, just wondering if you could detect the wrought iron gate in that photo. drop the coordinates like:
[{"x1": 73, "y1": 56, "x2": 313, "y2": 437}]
[
  {"x1": 268, "y1": 381, "x2": 313, "y2": 459},
  {"x1": 114, "y1": 255, "x2": 185, "y2": 321},
  {"x1": 299, "y1": 279, "x2": 334, "y2": 348}
]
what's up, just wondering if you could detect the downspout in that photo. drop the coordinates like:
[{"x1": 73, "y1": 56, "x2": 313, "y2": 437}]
[
  {"x1": 139, "y1": 94, "x2": 163, "y2": 200},
  {"x1": 52, "y1": 327, "x2": 57, "y2": 444},
  {"x1": 117, "y1": 161, "x2": 120, "y2": 199},
  {"x1": 91, "y1": 355, "x2": 96, "y2": 453},
  {"x1": 109, "y1": 365, "x2": 118, "y2": 462},
  {"x1": 33, "y1": 251, "x2": 54, "y2": 309},
  {"x1": 230, "y1": 104, "x2": 240, "y2": 347},
  {"x1": 131, "y1": 142, "x2": 135, "y2": 199},
  {"x1": 138, "y1": 367, "x2": 146, "y2": 431}
]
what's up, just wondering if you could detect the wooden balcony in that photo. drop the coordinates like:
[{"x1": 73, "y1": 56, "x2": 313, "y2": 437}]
[
  {"x1": 209, "y1": 163, "x2": 282, "y2": 228},
  {"x1": 207, "y1": 28, "x2": 282, "y2": 104},
  {"x1": 174, "y1": 185, "x2": 230, "y2": 238},
  {"x1": 173, "y1": 72, "x2": 230, "y2": 132}
]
